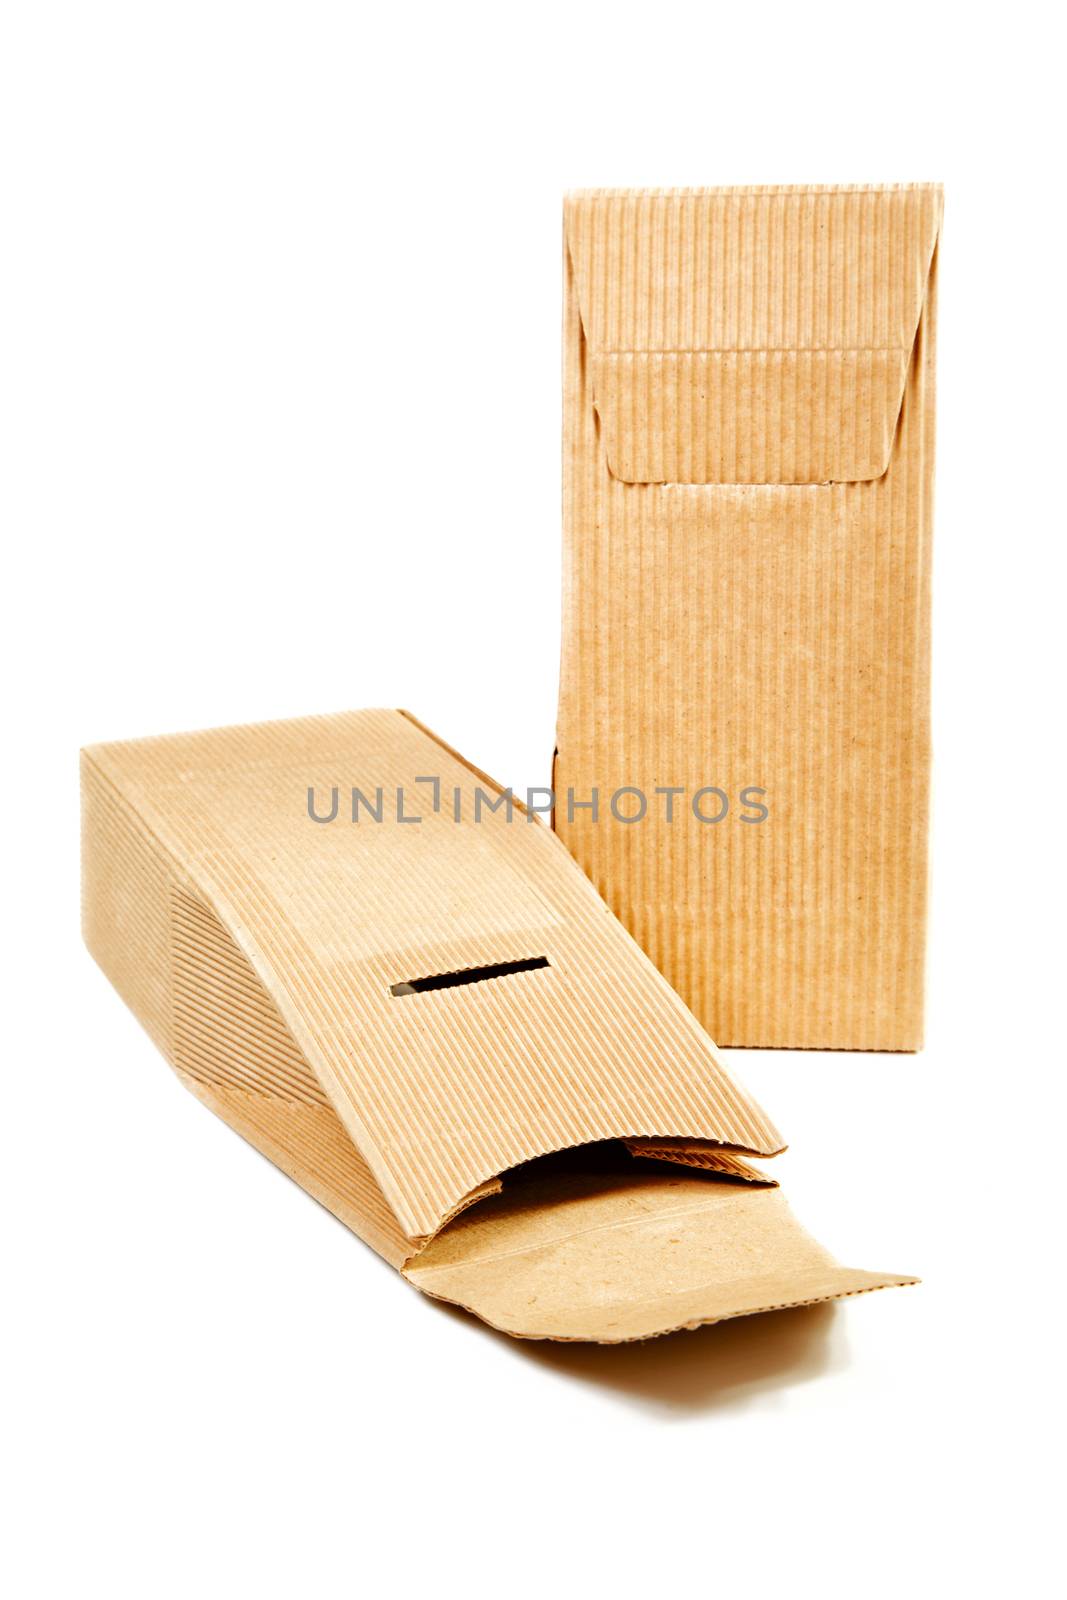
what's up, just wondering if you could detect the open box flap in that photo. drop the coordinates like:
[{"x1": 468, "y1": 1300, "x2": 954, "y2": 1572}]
[
  {"x1": 174, "y1": 1079, "x2": 912, "y2": 1342},
  {"x1": 171, "y1": 1078, "x2": 912, "y2": 1344},
  {"x1": 83, "y1": 709, "x2": 783, "y2": 1244},
  {"x1": 405, "y1": 1158, "x2": 915, "y2": 1342},
  {"x1": 566, "y1": 184, "x2": 942, "y2": 484}
]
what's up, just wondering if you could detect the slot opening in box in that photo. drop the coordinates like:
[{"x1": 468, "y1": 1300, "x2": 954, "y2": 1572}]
[{"x1": 390, "y1": 955, "x2": 551, "y2": 997}]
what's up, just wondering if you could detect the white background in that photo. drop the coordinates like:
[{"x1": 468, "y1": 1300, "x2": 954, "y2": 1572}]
[{"x1": 3, "y1": 3, "x2": 1063, "y2": 1595}]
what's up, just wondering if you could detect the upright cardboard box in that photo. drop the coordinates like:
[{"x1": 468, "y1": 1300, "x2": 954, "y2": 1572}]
[
  {"x1": 555, "y1": 183, "x2": 942, "y2": 1050},
  {"x1": 81, "y1": 709, "x2": 914, "y2": 1340}
]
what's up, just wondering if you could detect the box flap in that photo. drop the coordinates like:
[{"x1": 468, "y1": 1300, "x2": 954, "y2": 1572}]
[
  {"x1": 566, "y1": 184, "x2": 942, "y2": 484},
  {"x1": 84, "y1": 709, "x2": 782, "y2": 1244},
  {"x1": 623, "y1": 1139, "x2": 776, "y2": 1185},
  {"x1": 405, "y1": 1158, "x2": 915, "y2": 1342}
]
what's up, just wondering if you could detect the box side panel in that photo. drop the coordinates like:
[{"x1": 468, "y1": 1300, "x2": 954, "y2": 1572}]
[
  {"x1": 82, "y1": 751, "x2": 176, "y2": 1056},
  {"x1": 180, "y1": 1079, "x2": 415, "y2": 1267},
  {"x1": 81, "y1": 752, "x2": 411, "y2": 1262}
]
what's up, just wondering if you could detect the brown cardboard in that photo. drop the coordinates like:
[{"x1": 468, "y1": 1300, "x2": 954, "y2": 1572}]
[
  {"x1": 555, "y1": 184, "x2": 942, "y2": 1050},
  {"x1": 82, "y1": 708, "x2": 914, "y2": 1340}
]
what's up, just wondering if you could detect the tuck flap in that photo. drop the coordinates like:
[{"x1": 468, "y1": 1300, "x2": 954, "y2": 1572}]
[
  {"x1": 624, "y1": 1139, "x2": 777, "y2": 1185},
  {"x1": 566, "y1": 184, "x2": 942, "y2": 483}
]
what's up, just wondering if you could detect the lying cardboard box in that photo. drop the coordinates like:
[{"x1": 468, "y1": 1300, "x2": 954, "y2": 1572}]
[
  {"x1": 555, "y1": 183, "x2": 942, "y2": 1050},
  {"x1": 82, "y1": 709, "x2": 914, "y2": 1341}
]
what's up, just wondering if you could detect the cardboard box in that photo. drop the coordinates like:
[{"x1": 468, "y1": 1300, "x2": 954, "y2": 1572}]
[
  {"x1": 82, "y1": 708, "x2": 914, "y2": 1340},
  {"x1": 555, "y1": 184, "x2": 942, "y2": 1050}
]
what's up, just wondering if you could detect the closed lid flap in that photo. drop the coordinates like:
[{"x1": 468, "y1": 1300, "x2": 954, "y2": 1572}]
[
  {"x1": 86, "y1": 709, "x2": 783, "y2": 1242},
  {"x1": 566, "y1": 184, "x2": 943, "y2": 484}
]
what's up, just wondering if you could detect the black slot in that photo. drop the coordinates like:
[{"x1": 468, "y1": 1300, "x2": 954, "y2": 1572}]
[{"x1": 390, "y1": 956, "x2": 550, "y2": 997}]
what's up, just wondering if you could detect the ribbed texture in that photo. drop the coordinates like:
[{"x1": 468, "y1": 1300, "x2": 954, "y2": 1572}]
[
  {"x1": 556, "y1": 184, "x2": 941, "y2": 1049},
  {"x1": 83, "y1": 711, "x2": 783, "y2": 1243},
  {"x1": 82, "y1": 749, "x2": 418, "y2": 1263},
  {"x1": 171, "y1": 888, "x2": 330, "y2": 1105},
  {"x1": 569, "y1": 185, "x2": 938, "y2": 486},
  {"x1": 181, "y1": 1078, "x2": 422, "y2": 1268},
  {"x1": 567, "y1": 186, "x2": 938, "y2": 351},
  {"x1": 623, "y1": 1140, "x2": 775, "y2": 1186},
  {"x1": 592, "y1": 349, "x2": 908, "y2": 483},
  {"x1": 81, "y1": 755, "x2": 174, "y2": 1055}
]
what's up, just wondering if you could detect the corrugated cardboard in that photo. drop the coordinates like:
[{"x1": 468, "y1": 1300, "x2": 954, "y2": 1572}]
[
  {"x1": 82, "y1": 709, "x2": 914, "y2": 1340},
  {"x1": 555, "y1": 184, "x2": 942, "y2": 1050}
]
